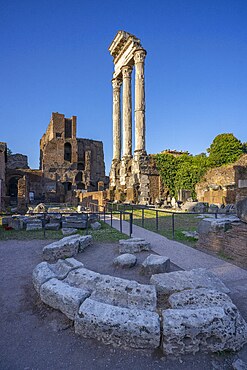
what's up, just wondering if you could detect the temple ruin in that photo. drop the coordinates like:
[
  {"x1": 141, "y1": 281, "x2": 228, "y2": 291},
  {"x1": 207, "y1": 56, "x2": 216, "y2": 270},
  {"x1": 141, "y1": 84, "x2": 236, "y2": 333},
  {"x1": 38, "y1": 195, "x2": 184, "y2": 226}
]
[{"x1": 109, "y1": 31, "x2": 161, "y2": 204}]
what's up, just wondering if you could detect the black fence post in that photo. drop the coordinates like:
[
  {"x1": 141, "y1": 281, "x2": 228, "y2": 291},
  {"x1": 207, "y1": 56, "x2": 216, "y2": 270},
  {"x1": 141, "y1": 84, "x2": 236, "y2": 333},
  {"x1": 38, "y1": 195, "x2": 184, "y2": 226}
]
[
  {"x1": 142, "y1": 208, "x2": 144, "y2": 228},
  {"x1": 156, "y1": 210, "x2": 159, "y2": 231},
  {"x1": 120, "y1": 211, "x2": 122, "y2": 234},
  {"x1": 103, "y1": 206, "x2": 106, "y2": 223},
  {"x1": 86, "y1": 213, "x2": 89, "y2": 235},
  {"x1": 43, "y1": 212, "x2": 46, "y2": 239},
  {"x1": 129, "y1": 213, "x2": 133, "y2": 237},
  {"x1": 110, "y1": 209, "x2": 113, "y2": 228},
  {"x1": 172, "y1": 213, "x2": 175, "y2": 239}
]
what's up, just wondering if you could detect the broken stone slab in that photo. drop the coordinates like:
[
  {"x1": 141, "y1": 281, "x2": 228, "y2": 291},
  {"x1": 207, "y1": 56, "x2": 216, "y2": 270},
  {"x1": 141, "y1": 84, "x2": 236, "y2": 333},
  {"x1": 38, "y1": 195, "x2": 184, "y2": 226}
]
[
  {"x1": 62, "y1": 228, "x2": 78, "y2": 236},
  {"x1": 65, "y1": 267, "x2": 157, "y2": 311},
  {"x1": 140, "y1": 254, "x2": 170, "y2": 275},
  {"x1": 78, "y1": 235, "x2": 92, "y2": 252},
  {"x1": 119, "y1": 238, "x2": 151, "y2": 254},
  {"x1": 45, "y1": 223, "x2": 60, "y2": 231},
  {"x1": 113, "y1": 253, "x2": 137, "y2": 268},
  {"x1": 42, "y1": 235, "x2": 92, "y2": 262},
  {"x1": 26, "y1": 220, "x2": 43, "y2": 231},
  {"x1": 150, "y1": 268, "x2": 230, "y2": 295},
  {"x1": 197, "y1": 218, "x2": 232, "y2": 234},
  {"x1": 232, "y1": 359, "x2": 247, "y2": 370},
  {"x1": 32, "y1": 258, "x2": 84, "y2": 293},
  {"x1": 168, "y1": 288, "x2": 233, "y2": 309},
  {"x1": 181, "y1": 231, "x2": 199, "y2": 239},
  {"x1": 62, "y1": 221, "x2": 87, "y2": 229},
  {"x1": 75, "y1": 298, "x2": 160, "y2": 349},
  {"x1": 90, "y1": 221, "x2": 101, "y2": 230},
  {"x1": 40, "y1": 278, "x2": 90, "y2": 320},
  {"x1": 236, "y1": 197, "x2": 247, "y2": 224},
  {"x1": 162, "y1": 303, "x2": 247, "y2": 355}
]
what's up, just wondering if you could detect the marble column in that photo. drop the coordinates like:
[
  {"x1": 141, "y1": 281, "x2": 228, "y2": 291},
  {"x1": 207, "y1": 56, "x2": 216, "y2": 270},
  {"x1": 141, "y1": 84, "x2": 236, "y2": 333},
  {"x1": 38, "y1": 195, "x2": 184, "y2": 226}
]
[
  {"x1": 112, "y1": 78, "x2": 122, "y2": 161},
  {"x1": 122, "y1": 65, "x2": 133, "y2": 158},
  {"x1": 134, "y1": 49, "x2": 147, "y2": 153}
]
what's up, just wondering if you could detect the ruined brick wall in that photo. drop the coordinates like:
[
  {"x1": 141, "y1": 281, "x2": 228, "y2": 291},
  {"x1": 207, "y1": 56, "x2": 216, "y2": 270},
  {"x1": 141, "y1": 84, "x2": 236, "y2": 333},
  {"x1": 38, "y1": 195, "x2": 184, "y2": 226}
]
[
  {"x1": 7, "y1": 154, "x2": 29, "y2": 169},
  {"x1": 197, "y1": 222, "x2": 247, "y2": 267},
  {"x1": 39, "y1": 112, "x2": 108, "y2": 202}
]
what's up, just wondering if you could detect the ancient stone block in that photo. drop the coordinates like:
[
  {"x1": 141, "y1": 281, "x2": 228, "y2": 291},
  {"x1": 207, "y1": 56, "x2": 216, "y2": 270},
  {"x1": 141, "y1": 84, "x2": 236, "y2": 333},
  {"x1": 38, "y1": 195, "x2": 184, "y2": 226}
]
[
  {"x1": 78, "y1": 235, "x2": 92, "y2": 251},
  {"x1": 150, "y1": 268, "x2": 230, "y2": 295},
  {"x1": 168, "y1": 288, "x2": 232, "y2": 309},
  {"x1": 162, "y1": 304, "x2": 247, "y2": 355},
  {"x1": 62, "y1": 220, "x2": 87, "y2": 229},
  {"x1": 113, "y1": 253, "x2": 137, "y2": 268},
  {"x1": 40, "y1": 278, "x2": 90, "y2": 320},
  {"x1": 236, "y1": 197, "x2": 247, "y2": 223},
  {"x1": 75, "y1": 298, "x2": 160, "y2": 349},
  {"x1": 90, "y1": 221, "x2": 101, "y2": 230},
  {"x1": 197, "y1": 218, "x2": 232, "y2": 234},
  {"x1": 62, "y1": 228, "x2": 78, "y2": 236},
  {"x1": 91, "y1": 275, "x2": 157, "y2": 311},
  {"x1": 45, "y1": 222, "x2": 60, "y2": 231},
  {"x1": 32, "y1": 258, "x2": 84, "y2": 293},
  {"x1": 119, "y1": 238, "x2": 150, "y2": 253},
  {"x1": 140, "y1": 254, "x2": 170, "y2": 275}
]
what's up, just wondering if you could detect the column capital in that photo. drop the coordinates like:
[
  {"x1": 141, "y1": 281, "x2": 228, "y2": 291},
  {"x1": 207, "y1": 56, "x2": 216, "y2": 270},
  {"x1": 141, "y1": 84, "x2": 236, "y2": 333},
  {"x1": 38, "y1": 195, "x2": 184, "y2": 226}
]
[
  {"x1": 121, "y1": 65, "x2": 133, "y2": 79},
  {"x1": 112, "y1": 77, "x2": 122, "y2": 90},
  {"x1": 134, "y1": 49, "x2": 147, "y2": 64}
]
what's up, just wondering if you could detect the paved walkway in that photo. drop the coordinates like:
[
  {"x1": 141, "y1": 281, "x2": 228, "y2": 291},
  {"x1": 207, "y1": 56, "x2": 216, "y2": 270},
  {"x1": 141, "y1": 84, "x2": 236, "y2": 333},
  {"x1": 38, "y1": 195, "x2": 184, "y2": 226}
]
[{"x1": 106, "y1": 218, "x2": 247, "y2": 298}]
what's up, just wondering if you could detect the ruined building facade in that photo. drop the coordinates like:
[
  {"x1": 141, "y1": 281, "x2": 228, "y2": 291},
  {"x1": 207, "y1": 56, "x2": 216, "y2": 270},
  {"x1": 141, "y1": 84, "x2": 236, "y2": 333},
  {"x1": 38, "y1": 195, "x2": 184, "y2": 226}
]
[
  {"x1": 109, "y1": 31, "x2": 161, "y2": 204},
  {"x1": 0, "y1": 113, "x2": 108, "y2": 211}
]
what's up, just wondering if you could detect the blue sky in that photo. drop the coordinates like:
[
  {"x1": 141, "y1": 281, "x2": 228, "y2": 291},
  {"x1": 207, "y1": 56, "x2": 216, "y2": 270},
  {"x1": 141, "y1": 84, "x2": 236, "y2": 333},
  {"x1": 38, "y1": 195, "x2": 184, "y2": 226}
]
[{"x1": 1, "y1": 0, "x2": 247, "y2": 173}]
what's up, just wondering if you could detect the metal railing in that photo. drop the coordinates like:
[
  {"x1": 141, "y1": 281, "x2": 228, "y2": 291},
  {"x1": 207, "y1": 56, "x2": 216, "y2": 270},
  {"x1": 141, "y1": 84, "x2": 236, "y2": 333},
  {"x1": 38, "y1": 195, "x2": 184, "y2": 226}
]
[{"x1": 105, "y1": 202, "x2": 235, "y2": 239}]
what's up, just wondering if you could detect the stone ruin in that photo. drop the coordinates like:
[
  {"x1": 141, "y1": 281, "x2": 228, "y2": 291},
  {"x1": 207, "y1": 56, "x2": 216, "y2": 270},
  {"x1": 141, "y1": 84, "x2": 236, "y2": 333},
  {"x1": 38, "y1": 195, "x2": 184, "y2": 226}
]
[
  {"x1": 108, "y1": 31, "x2": 162, "y2": 205},
  {"x1": 0, "y1": 113, "x2": 109, "y2": 212},
  {"x1": 33, "y1": 235, "x2": 247, "y2": 355}
]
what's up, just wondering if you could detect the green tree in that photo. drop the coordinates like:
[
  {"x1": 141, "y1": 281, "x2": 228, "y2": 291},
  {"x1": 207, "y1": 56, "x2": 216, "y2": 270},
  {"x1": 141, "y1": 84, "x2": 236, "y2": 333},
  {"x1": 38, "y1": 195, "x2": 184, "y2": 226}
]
[
  {"x1": 207, "y1": 133, "x2": 243, "y2": 167},
  {"x1": 155, "y1": 153, "x2": 178, "y2": 197},
  {"x1": 242, "y1": 142, "x2": 247, "y2": 154}
]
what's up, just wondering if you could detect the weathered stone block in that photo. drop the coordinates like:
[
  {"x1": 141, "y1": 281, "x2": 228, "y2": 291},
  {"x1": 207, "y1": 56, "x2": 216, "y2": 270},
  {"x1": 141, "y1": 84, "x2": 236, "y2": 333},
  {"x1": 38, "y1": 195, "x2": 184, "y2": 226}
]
[
  {"x1": 62, "y1": 228, "x2": 78, "y2": 236},
  {"x1": 113, "y1": 253, "x2": 137, "y2": 268},
  {"x1": 40, "y1": 278, "x2": 90, "y2": 320},
  {"x1": 26, "y1": 219, "x2": 43, "y2": 231},
  {"x1": 75, "y1": 298, "x2": 160, "y2": 349},
  {"x1": 42, "y1": 235, "x2": 92, "y2": 261},
  {"x1": 91, "y1": 275, "x2": 157, "y2": 311},
  {"x1": 140, "y1": 254, "x2": 170, "y2": 275},
  {"x1": 62, "y1": 221, "x2": 87, "y2": 229},
  {"x1": 168, "y1": 288, "x2": 232, "y2": 309},
  {"x1": 162, "y1": 304, "x2": 247, "y2": 355},
  {"x1": 64, "y1": 267, "x2": 101, "y2": 291},
  {"x1": 90, "y1": 221, "x2": 101, "y2": 230},
  {"x1": 236, "y1": 197, "x2": 247, "y2": 223},
  {"x1": 119, "y1": 238, "x2": 150, "y2": 253},
  {"x1": 197, "y1": 218, "x2": 232, "y2": 234},
  {"x1": 150, "y1": 268, "x2": 230, "y2": 295},
  {"x1": 45, "y1": 222, "x2": 60, "y2": 231},
  {"x1": 32, "y1": 258, "x2": 84, "y2": 293}
]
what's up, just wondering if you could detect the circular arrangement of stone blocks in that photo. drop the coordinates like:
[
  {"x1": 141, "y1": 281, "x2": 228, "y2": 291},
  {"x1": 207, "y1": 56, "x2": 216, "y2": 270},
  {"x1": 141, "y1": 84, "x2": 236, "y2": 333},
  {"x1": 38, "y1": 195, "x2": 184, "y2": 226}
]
[{"x1": 33, "y1": 254, "x2": 247, "y2": 354}]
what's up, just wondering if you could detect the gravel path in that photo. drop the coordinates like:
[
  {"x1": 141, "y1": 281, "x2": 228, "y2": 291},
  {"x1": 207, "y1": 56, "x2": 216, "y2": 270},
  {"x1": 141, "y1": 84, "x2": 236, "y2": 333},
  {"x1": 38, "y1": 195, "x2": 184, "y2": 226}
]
[{"x1": 0, "y1": 239, "x2": 246, "y2": 370}]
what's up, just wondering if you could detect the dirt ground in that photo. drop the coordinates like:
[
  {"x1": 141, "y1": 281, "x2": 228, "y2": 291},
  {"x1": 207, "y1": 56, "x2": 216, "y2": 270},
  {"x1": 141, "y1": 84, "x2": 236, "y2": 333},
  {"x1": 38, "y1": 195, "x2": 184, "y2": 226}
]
[{"x1": 0, "y1": 239, "x2": 246, "y2": 370}]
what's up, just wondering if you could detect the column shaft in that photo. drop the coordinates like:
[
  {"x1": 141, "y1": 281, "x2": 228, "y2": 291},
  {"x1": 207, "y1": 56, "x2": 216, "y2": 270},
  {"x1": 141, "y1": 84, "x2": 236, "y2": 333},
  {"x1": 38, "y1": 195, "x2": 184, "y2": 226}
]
[
  {"x1": 112, "y1": 78, "x2": 122, "y2": 160},
  {"x1": 122, "y1": 65, "x2": 133, "y2": 157},
  {"x1": 134, "y1": 49, "x2": 147, "y2": 153}
]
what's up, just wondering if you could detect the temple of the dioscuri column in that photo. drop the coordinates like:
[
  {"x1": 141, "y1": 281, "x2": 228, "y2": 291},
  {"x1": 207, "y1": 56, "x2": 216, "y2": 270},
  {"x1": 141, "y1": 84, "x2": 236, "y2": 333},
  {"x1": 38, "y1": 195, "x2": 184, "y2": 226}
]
[{"x1": 109, "y1": 31, "x2": 162, "y2": 205}]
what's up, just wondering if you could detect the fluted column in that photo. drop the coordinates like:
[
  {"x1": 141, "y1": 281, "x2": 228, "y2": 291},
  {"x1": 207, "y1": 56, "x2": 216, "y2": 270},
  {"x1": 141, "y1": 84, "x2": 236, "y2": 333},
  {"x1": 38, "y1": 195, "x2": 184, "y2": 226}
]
[
  {"x1": 122, "y1": 65, "x2": 133, "y2": 158},
  {"x1": 134, "y1": 49, "x2": 147, "y2": 153},
  {"x1": 112, "y1": 78, "x2": 122, "y2": 160}
]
